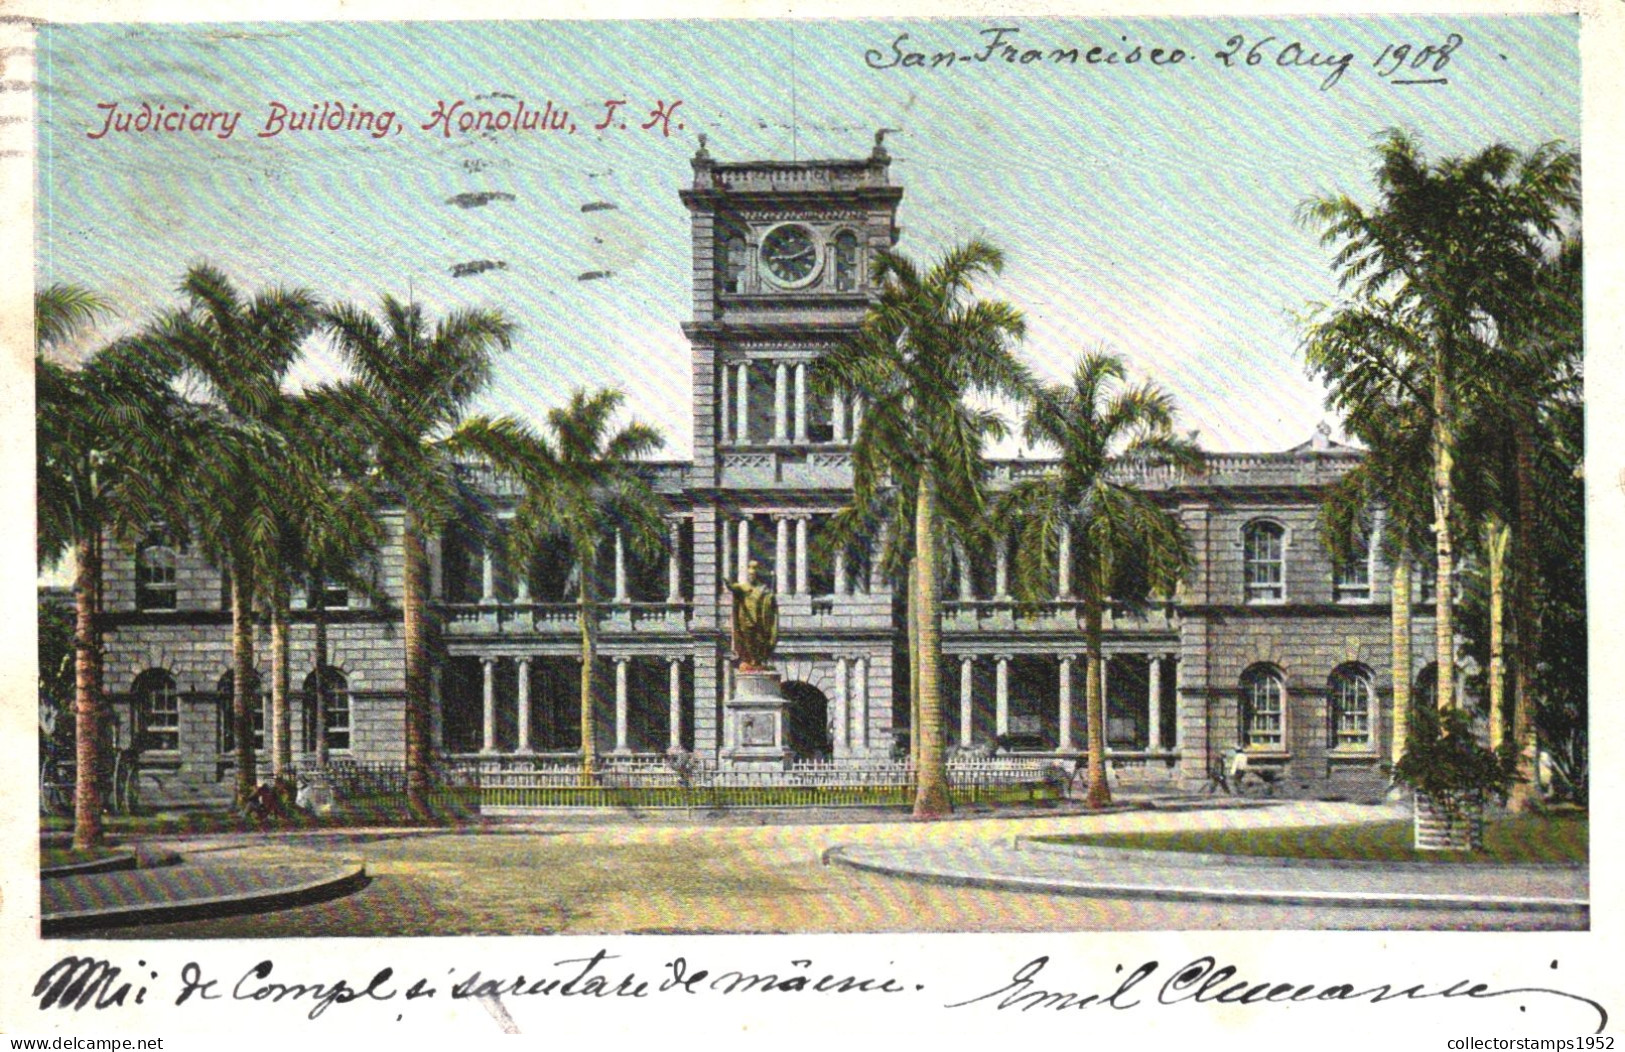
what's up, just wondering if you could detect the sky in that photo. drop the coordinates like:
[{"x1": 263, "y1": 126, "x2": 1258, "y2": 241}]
[{"x1": 34, "y1": 15, "x2": 1581, "y2": 457}]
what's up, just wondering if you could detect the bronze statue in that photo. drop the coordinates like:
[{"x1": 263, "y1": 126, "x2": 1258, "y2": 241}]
[{"x1": 728, "y1": 560, "x2": 779, "y2": 671}]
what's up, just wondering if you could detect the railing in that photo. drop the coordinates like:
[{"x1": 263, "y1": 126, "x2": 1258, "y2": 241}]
[
  {"x1": 305, "y1": 753, "x2": 1062, "y2": 810},
  {"x1": 443, "y1": 601, "x2": 691, "y2": 634},
  {"x1": 941, "y1": 599, "x2": 1179, "y2": 631}
]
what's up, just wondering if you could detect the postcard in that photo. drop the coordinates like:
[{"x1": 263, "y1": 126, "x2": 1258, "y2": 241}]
[{"x1": 5, "y1": 0, "x2": 1619, "y2": 1046}]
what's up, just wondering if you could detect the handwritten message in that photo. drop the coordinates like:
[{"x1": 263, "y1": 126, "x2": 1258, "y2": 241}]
[
  {"x1": 85, "y1": 98, "x2": 685, "y2": 141},
  {"x1": 863, "y1": 26, "x2": 1468, "y2": 91},
  {"x1": 30, "y1": 950, "x2": 1609, "y2": 1031}
]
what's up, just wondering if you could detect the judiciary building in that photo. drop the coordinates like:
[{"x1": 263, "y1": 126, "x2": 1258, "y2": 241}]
[{"x1": 94, "y1": 140, "x2": 1434, "y2": 806}]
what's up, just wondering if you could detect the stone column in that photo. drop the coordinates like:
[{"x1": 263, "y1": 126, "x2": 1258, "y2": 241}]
[
  {"x1": 1058, "y1": 655, "x2": 1075, "y2": 751},
  {"x1": 428, "y1": 536, "x2": 444, "y2": 600},
  {"x1": 667, "y1": 519, "x2": 683, "y2": 602},
  {"x1": 614, "y1": 657, "x2": 630, "y2": 753},
  {"x1": 668, "y1": 658, "x2": 683, "y2": 751},
  {"x1": 1100, "y1": 653, "x2": 1113, "y2": 753},
  {"x1": 794, "y1": 361, "x2": 809, "y2": 444},
  {"x1": 1148, "y1": 654, "x2": 1163, "y2": 751},
  {"x1": 736, "y1": 362, "x2": 751, "y2": 445},
  {"x1": 516, "y1": 656, "x2": 532, "y2": 752},
  {"x1": 869, "y1": 524, "x2": 887, "y2": 592},
  {"x1": 775, "y1": 516, "x2": 790, "y2": 594},
  {"x1": 613, "y1": 530, "x2": 628, "y2": 603},
  {"x1": 954, "y1": 539, "x2": 973, "y2": 600},
  {"x1": 834, "y1": 657, "x2": 850, "y2": 754},
  {"x1": 960, "y1": 655, "x2": 975, "y2": 746},
  {"x1": 794, "y1": 517, "x2": 809, "y2": 596},
  {"x1": 481, "y1": 657, "x2": 497, "y2": 753},
  {"x1": 994, "y1": 536, "x2": 1010, "y2": 599},
  {"x1": 855, "y1": 657, "x2": 869, "y2": 750},
  {"x1": 430, "y1": 665, "x2": 444, "y2": 750},
  {"x1": 995, "y1": 656, "x2": 1010, "y2": 736},
  {"x1": 514, "y1": 560, "x2": 530, "y2": 603},
  {"x1": 738, "y1": 516, "x2": 752, "y2": 582},
  {"x1": 834, "y1": 547, "x2": 848, "y2": 596},
  {"x1": 721, "y1": 516, "x2": 733, "y2": 587},
  {"x1": 721, "y1": 364, "x2": 733, "y2": 445},
  {"x1": 481, "y1": 544, "x2": 496, "y2": 603},
  {"x1": 832, "y1": 393, "x2": 846, "y2": 443},
  {"x1": 773, "y1": 360, "x2": 788, "y2": 443},
  {"x1": 852, "y1": 393, "x2": 865, "y2": 434},
  {"x1": 1057, "y1": 523, "x2": 1073, "y2": 599}
]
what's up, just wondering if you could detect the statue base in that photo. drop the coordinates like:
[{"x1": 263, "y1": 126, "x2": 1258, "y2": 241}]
[{"x1": 722, "y1": 669, "x2": 790, "y2": 771}]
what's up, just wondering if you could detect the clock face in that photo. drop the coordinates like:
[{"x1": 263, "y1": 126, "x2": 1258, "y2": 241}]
[{"x1": 759, "y1": 224, "x2": 820, "y2": 287}]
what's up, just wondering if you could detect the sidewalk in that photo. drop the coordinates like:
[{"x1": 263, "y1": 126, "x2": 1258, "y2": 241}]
[{"x1": 823, "y1": 836, "x2": 1588, "y2": 916}]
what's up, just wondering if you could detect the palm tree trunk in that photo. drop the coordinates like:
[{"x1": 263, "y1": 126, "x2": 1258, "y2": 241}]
[
  {"x1": 231, "y1": 552, "x2": 257, "y2": 807},
  {"x1": 908, "y1": 556, "x2": 921, "y2": 769},
  {"x1": 1083, "y1": 597, "x2": 1111, "y2": 809},
  {"x1": 579, "y1": 561, "x2": 599, "y2": 785},
  {"x1": 1507, "y1": 416, "x2": 1542, "y2": 812},
  {"x1": 314, "y1": 596, "x2": 330, "y2": 765},
  {"x1": 1389, "y1": 546, "x2": 1412, "y2": 768},
  {"x1": 72, "y1": 530, "x2": 104, "y2": 851},
  {"x1": 1433, "y1": 361, "x2": 1456, "y2": 713},
  {"x1": 270, "y1": 571, "x2": 292, "y2": 780},
  {"x1": 1486, "y1": 519, "x2": 1510, "y2": 753},
  {"x1": 912, "y1": 476, "x2": 951, "y2": 818},
  {"x1": 402, "y1": 514, "x2": 432, "y2": 816}
]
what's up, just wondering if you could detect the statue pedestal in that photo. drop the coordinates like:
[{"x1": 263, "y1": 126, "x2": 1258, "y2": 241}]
[{"x1": 722, "y1": 669, "x2": 790, "y2": 770}]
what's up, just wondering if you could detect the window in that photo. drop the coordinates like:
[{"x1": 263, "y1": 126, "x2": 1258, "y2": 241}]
[
  {"x1": 1240, "y1": 666, "x2": 1284, "y2": 749},
  {"x1": 217, "y1": 670, "x2": 265, "y2": 753},
  {"x1": 1243, "y1": 521, "x2": 1285, "y2": 601},
  {"x1": 1414, "y1": 663, "x2": 1438, "y2": 714},
  {"x1": 302, "y1": 667, "x2": 351, "y2": 753},
  {"x1": 136, "y1": 543, "x2": 178, "y2": 610},
  {"x1": 723, "y1": 232, "x2": 747, "y2": 293},
  {"x1": 1328, "y1": 664, "x2": 1373, "y2": 749},
  {"x1": 1332, "y1": 532, "x2": 1372, "y2": 602},
  {"x1": 134, "y1": 669, "x2": 179, "y2": 752},
  {"x1": 308, "y1": 576, "x2": 349, "y2": 610},
  {"x1": 833, "y1": 230, "x2": 860, "y2": 291}
]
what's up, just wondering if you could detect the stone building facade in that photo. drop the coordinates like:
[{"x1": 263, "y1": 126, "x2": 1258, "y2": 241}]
[{"x1": 94, "y1": 142, "x2": 1437, "y2": 805}]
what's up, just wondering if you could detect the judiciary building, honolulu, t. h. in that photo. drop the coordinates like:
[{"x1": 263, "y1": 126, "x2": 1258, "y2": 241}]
[{"x1": 94, "y1": 139, "x2": 1435, "y2": 806}]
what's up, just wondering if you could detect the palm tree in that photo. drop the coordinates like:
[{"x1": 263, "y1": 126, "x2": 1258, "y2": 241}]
[
  {"x1": 319, "y1": 294, "x2": 520, "y2": 814},
  {"x1": 815, "y1": 240, "x2": 1030, "y2": 819},
  {"x1": 1300, "y1": 132, "x2": 1579, "y2": 729},
  {"x1": 501, "y1": 389, "x2": 666, "y2": 780},
  {"x1": 997, "y1": 352, "x2": 1202, "y2": 809},
  {"x1": 145, "y1": 265, "x2": 321, "y2": 805},
  {"x1": 1304, "y1": 304, "x2": 1434, "y2": 769},
  {"x1": 36, "y1": 285, "x2": 175, "y2": 849}
]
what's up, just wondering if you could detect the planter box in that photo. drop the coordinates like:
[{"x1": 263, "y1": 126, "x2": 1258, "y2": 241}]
[{"x1": 1413, "y1": 789, "x2": 1485, "y2": 851}]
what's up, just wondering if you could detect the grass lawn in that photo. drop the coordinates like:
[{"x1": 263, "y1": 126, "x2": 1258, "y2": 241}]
[
  {"x1": 1033, "y1": 811, "x2": 1587, "y2": 864},
  {"x1": 40, "y1": 845, "x2": 127, "y2": 868}
]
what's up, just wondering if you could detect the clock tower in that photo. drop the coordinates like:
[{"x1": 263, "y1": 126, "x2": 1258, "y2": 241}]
[{"x1": 680, "y1": 135, "x2": 904, "y2": 760}]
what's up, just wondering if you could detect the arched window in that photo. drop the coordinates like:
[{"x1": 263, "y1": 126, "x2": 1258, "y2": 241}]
[
  {"x1": 1243, "y1": 521, "x2": 1285, "y2": 602},
  {"x1": 1414, "y1": 663, "x2": 1438, "y2": 714},
  {"x1": 1328, "y1": 664, "x2": 1373, "y2": 749},
  {"x1": 134, "y1": 669, "x2": 179, "y2": 752},
  {"x1": 833, "y1": 230, "x2": 860, "y2": 291},
  {"x1": 136, "y1": 543, "x2": 178, "y2": 611},
  {"x1": 302, "y1": 667, "x2": 351, "y2": 754},
  {"x1": 723, "y1": 232, "x2": 748, "y2": 293},
  {"x1": 217, "y1": 670, "x2": 265, "y2": 753},
  {"x1": 1239, "y1": 666, "x2": 1285, "y2": 749}
]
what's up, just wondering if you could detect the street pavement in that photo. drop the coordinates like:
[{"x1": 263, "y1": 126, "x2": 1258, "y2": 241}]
[{"x1": 37, "y1": 797, "x2": 1587, "y2": 934}]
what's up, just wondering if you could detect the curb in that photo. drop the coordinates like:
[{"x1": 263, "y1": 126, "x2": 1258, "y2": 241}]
[
  {"x1": 1012, "y1": 836, "x2": 1590, "y2": 874},
  {"x1": 42, "y1": 862, "x2": 369, "y2": 936},
  {"x1": 40, "y1": 849, "x2": 139, "y2": 880},
  {"x1": 821, "y1": 846, "x2": 1588, "y2": 916}
]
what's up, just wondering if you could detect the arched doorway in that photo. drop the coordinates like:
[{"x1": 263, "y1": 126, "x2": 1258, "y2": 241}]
[{"x1": 781, "y1": 681, "x2": 832, "y2": 759}]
